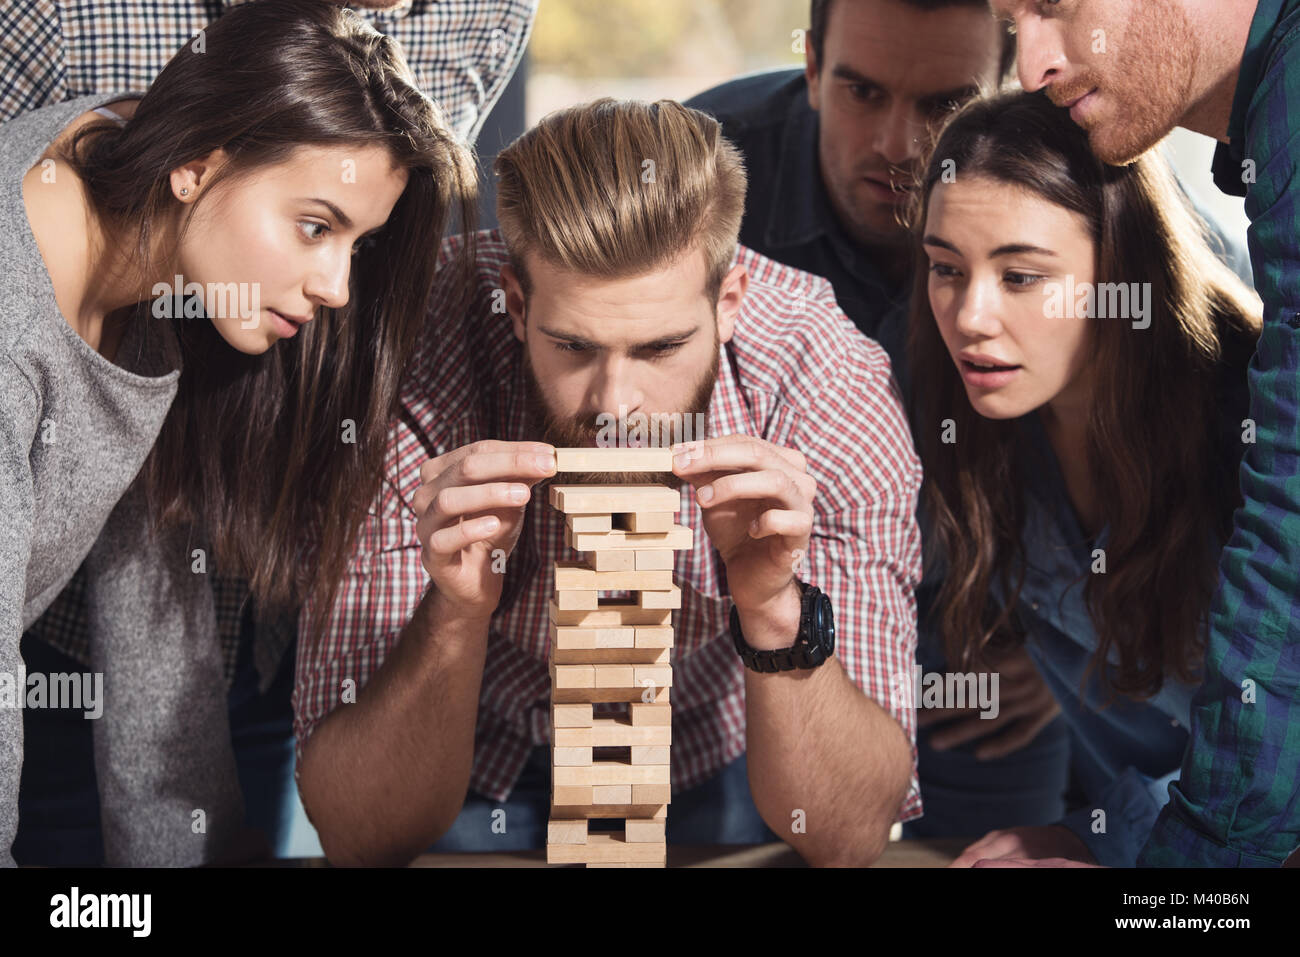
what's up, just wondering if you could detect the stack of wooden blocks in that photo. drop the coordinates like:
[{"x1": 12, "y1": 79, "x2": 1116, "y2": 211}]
[{"x1": 545, "y1": 447, "x2": 692, "y2": 867}]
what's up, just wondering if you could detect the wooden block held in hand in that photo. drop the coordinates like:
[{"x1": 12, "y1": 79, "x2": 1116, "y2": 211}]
[{"x1": 553, "y1": 447, "x2": 675, "y2": 473}]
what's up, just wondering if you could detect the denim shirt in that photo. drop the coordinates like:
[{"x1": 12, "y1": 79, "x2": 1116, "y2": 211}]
[{"x1": 1008, "y1": 413, "x2": 1196, "y2": 867}]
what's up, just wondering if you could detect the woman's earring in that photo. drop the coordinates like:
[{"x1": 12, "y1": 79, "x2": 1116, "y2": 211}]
[{"x1": 180, "y1": 187, "x2": 189, "y2": 196}]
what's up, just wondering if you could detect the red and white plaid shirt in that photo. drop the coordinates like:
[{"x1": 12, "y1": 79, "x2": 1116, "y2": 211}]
[{"x1": 294, "y1": 230, "x2": 924, "y2": 822}]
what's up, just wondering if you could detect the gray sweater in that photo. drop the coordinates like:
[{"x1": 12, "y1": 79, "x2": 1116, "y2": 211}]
[{"x1": 0, "y1": 94, "x2": 243, "y2": 866}]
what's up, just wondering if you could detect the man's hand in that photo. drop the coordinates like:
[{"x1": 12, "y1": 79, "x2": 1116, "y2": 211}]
[
  {"x1": 412, "y1": 440, "x2": 556, "y2": 618},
  {"x1": 671, "y1": 435, "x2": 815, "y2": 645},
  {"x1": 949, "y1": 825, "x2": 1098, "y2": 867},
  {"x1": 917, "y1": 645, "x2": 1061, "y2": 759}
]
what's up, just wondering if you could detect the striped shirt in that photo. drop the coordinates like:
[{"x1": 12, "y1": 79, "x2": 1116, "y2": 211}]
[
  {"x1": 4, "y1": 0, "x2": 536, "y2": 691},
  {"x1": 293, "y1": 230, "x2": 925, "y2": 820}
]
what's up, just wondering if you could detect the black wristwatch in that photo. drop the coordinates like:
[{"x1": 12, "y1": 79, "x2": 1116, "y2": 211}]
[{"x1": 730, "y1": 580, "x2": 836, "y2": 672}]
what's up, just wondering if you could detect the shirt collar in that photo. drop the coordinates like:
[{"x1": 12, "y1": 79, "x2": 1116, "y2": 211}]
[
  {"x1": 222, "y1": 0, "x2": 416, "y2": 18},
  {"x1": 1212, "y1": 0, "x2": 1291, "y2": 196}
]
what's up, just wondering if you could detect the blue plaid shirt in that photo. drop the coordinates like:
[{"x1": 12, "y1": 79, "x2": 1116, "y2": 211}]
[{"x1": 1140, "y1": 0, "x2": 1300, "y2": 867}]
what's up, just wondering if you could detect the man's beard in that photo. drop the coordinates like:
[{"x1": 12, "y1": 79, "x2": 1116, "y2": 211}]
[
  {"x1": 521, "y1": 331, "x2": 720, "y2": 490},
  {"x1": 1059, "y1": 0, "x2": 1197, "y2": 166}
]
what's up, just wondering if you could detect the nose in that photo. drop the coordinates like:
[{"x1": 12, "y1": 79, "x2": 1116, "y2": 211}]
[
  {"x1": 952, "y1": 275, "x2": 1004, "y2": 341},
  {"x1": 874, "y1": 100, "x2": 922, "y2": 168},
  {"x1": 588, "y1": 355, "x2": 645, "y2": 427},
  {"x1": 1016, "y1": 18, "x2": 1068, "y2": 93},
  {"x1": 303, "y1": 251, "x2": 350, "y2": 311}
]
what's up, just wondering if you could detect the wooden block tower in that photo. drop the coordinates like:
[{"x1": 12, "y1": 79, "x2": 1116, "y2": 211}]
[{"x1": 545, "y1": 447, "x2": 692, "y2": 867}]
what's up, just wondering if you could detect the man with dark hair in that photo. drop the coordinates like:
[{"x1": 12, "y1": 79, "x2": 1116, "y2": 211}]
[
  {"x1": 994, "y1": 0, "x2": 1300, "y2": 870},
  {"x1": 687, "y1": 0, "x2": 1013, "y2": 373}
]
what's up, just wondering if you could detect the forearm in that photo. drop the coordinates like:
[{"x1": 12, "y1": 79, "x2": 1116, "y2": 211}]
[
  {"x1": 745, "y1": 659, "x2": 911, "y2": 866},
  {"x1": 299, "y1": 585, "x2": 490, "y2": 866}
]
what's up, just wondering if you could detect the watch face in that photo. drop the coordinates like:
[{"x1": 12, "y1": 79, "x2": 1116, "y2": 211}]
[{"x1": 816, "y1": 593, "x2": 835, "y2": 654}]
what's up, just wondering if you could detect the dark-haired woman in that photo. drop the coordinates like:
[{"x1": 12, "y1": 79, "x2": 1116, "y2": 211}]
[
  {"x1": 907, "y1": 90, "x2": 1261, "y2": 867},
  {"x1": 0, "y1": 0, "x2": 476, "y2": 866}
]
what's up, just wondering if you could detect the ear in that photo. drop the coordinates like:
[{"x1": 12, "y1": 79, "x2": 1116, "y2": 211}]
[
  {"x1": 169, "y1": 147, "x2": 228, "y2": 203},
  {"x1": 501, "y1": 262, "x2": 527, "y2": 343},
  {"x1": 714, "y1": 262, "x2": 747, "y2": 345},
  {"x1": 805, "y1": 39, "x2": 822, "y2": 112}
]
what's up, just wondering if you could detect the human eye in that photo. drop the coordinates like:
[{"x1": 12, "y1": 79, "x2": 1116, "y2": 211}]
[
  {"x1": 849, "y1": 83, "x2": 884, "y2": 104},
  {"x1": 928, "y1": 261, "x2": 961, "y2": 279},
  {"x1": 643, "y1": 342, "x2": 684, "y2": 359},
  {"x1": 298, "y1": 220, "x2": 329, "y2": 242},
  {"x1": 1004, "y1": 270, "x2": 1047, "y2": 288},
  {"x1": 556, "y1": 341, "x2": 589, "y2": 354}
]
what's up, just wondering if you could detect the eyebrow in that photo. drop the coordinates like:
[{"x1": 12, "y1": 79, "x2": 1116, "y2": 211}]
[
  {"x1": 301, "y1": 198, "x2": 384, "y2": 236},
  {"x1": 830, "y1": 65, "x2": 980, "y2": 109},
  {"x1": 923, "y1": 235, "x2": 1059, "y2": 258},
  {"x1": 538, "y1": 324, "x2": 700, "y2": 351}
]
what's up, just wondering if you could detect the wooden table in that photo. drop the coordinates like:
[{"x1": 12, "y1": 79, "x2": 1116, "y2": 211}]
[{"x1": 279, "y1": 838, "x2": 968, "y2": 867}]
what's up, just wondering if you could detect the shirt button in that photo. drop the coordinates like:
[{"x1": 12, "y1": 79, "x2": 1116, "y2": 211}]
[{"x1": 1031, "y1": 601, "x2": 1040, "y2": 611}]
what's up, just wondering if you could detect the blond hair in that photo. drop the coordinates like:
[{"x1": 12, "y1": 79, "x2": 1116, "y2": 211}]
[{"x1": 494, "y1": 98, "x2": 748, "y2": 303}]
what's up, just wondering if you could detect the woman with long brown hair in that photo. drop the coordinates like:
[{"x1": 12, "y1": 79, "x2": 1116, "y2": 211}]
[
  {"x1": 0, "y1": 0, "x2": 476, "y2": 865},
  {"x1": 906, "y1": 90, "x2": 1261, "y2": 867}
]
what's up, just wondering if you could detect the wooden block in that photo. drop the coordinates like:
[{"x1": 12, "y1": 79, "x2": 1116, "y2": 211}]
[
  {"x1": 553, "y1": 646, "x2": 671, "y2": 665},
  {"x1": 635, "y1": 626, "x2": 675, "y2": 648},
  {"x1": 552, "y1": 785, "x2": 592, "y2": 805},
  {"x1": 630, "y1": 702, "x2": 671, "y2": 726},
  {"x1": 590, "y1": 549, "x2": 635, "y2": 571},
  {"x1": 550, "y1": 803, "x2": 668, "y2": 820},
  {"x1": 554, "y1": 718, "x2": 671, "y2": 748},
  {"x1": 545, "y1": 831, "x2": 666, "y2": 864},
  {"x1": 552, "y1": 703, "x2": 593, "y2": 728},
  {"x1": 550, "y1": 600, "x2": 672, "y2": 627},
  {"x1": 634, "y1": 548, "x2": 675, "y2": 569},
  {"x1": 638, "y1": 586, "x2": 681, "y2": 609},
  {"x1": 552, "y1": 684, "x2": 670, "y2": 704},
  {"x1": 626, "y1": 512, "x2": 674, "y2": 533},
  {"x1": 554, "y1": 589, "x2": 598, "y2": 610},
  {"x1": 547, "y1": 819, "x2": 588, "y2": 844},
  {"x1": 584, "y1": 861, "x2": 664, "y2": 868},
  {"x1": 624, "y1": 818, "x2": 667, "y2": 843},
  {"x1": 553, "y1": 447, "x2": 674, "y2": 473},
  {"x1": 568, "y1": 525, "x2": 692, "y2": 552},
  {"x1": 553, "y1": 761, "x2": 670, "y2": 787},
  {"x1": 550, "y1": 622, "x2": 636, "y2": 650},
  {"x1": 567, "y1": 514, "x2": 612, "y2": 533},
  {"x1": 553, "y1": 747, "x2": 593, "y2": 766},
  {"x1": 592, "y1": 664, "x2": 635, "y2": 688},
  {"x1": 631, "y1": 784, "x2": 672, "y2": 805},
  {"x1": 591, "y1": 785, "x2": 632, "y2": 804},
  {"x1": 552, "y1": 664, "x2": 594, "y2": 689},
  {"x1": 631, "y1": 746, "x2": 671, "y2": 765},
  {"x1": 634, "y1": 664, "x2": 673, "y2": 688},
  {"x1": 554, "y1": 563, "x2": 674, "y2": 592},
  {"x1": 550, "y1": 483, "x2": 680, "y2": 514}
]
